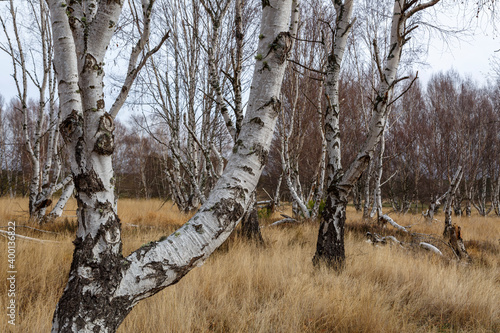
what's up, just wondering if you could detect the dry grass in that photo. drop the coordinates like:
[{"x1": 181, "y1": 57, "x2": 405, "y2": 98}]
[{"x1": 0, "y1": 197, "x2": 499, "y2": 332}]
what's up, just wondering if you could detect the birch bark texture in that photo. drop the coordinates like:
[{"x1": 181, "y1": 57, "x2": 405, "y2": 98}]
[
  {"x1": 47, "y1": 0, "x2": 294, "y2": 331},
  {"x1": 313, "y1": 0, "x2": 441, "y2": 268}
]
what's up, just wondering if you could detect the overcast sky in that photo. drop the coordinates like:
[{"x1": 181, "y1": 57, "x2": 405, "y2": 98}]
[{"x1": 0, "y1": 2, "x2": 498, "y2": 118}]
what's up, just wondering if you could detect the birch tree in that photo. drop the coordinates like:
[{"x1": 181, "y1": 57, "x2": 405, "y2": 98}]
[
  {"x1": 47, "y1": 0, "x2": 295, "y2": 330},
  {"x1": 0, "y1": 0, "x2": 74, "y2": 222},
  {"x1": 442, "y1": 166, "x2": 470, "y2": 261},
  {"x1": 314, "y1": 0, "x2": 441, "y2": 268}
]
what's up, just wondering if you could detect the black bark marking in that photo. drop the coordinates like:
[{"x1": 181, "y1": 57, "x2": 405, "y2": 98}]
[
  {"x1": 249, "y1": 117, "x2": 265, "y2": 127},
  {"x1": 193, "y1": 224, "x2": 204, "y2": 234},
  {"x1": 249, "y1": 143, "x2": 269, "y2": 168},
  {"x1": 209, "y1": 198, "x2": 245, "y2": 239},
  {"x1": 75, "y1": 137, "x2": 85, "y2": 167},
  {"x1": 74, "y1": 169, "x2": 105, "y2": 196},
  {"x1": 232, "y1": 139, "x2": 244, "y2": 154},
  {"x1": 168, "y1": 254, "x2": 205, "y2": 285},
  {"x1": 229, "y1": 185, "x2": 246, "y2": 200},
  {"x1": 83, "y1": 53, "x2": 98, "y2": 71},
  {"x1": 258, "y1": 97, "x2": 281, "y2": 118},
  {"x1": 240, "y1": 165, "x2": 255, "y2": 175}
]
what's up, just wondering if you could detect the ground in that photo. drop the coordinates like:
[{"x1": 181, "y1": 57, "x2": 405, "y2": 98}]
[{"x1": 0, "y1": 197, "x2": 498, "y2": 332}]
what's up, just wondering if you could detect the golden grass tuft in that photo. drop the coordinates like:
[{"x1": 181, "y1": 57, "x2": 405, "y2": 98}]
[{"x1": 0, "y1": 198, "x2": 499, "y2": 332}]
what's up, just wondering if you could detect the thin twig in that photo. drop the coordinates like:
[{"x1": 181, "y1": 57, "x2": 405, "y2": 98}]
[
  {"x1": 0, "y1": 230, "x2": 60, "y2": 243},
  {"x1": 0, "y1": 225, "x2": 58, "y2": 234}
]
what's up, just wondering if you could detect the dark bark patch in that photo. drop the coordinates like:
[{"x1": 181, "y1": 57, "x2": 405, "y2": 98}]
[
  {"x1": 35, "y1": 199, "x2": 52, "y2": 212},
  {"x1": 240, "y1": 165, "x2": 255, "y2": 175},
  {"x1": 60, "y1": 110, "x2": 83, "y2": 143},
  {"x1": 55, "y1": 214, "x2": 127, "y2": 332},
  {"x1": 232, "y1": 139, "x2": 244, "y2": 154},
  {"x1": 95, "y1": 200, "x2": 114, "y2": 218},
  {"x1": 94, "y1": 133, "x2": 114, "y2": 155},
  {"x1": 249, "y1": 143, "x2": 268, "y2": 168},
  {"x1": 249, "y1": 117, "x2": 265, "y2": 127},
  {"x1": 271, "y1": 31, "x2": 292, "y2": 64},
  {"x1": 169, "y1": 254, "x2": 205, "y2": 285},
  {"x1": 98, "y1": 113, "x2": 115, "y2": 132},
  {"x1": 259, "y1": 97, "x2": 281, "y2": 118},
  {"x1": 209, "y1": 198, "x2": 245, "y2": 231},
  {"x1": 84, "y1": 53, "x2": 98, "y2": 71},
  {"x1": 97, "y1": 99, "x2": 105, "y2": 110},
  {"x1": 193, "y1": 224, "x2": 204, "y2": 234},
  {"x1": 74, "y1": 169, "x2": 105, "y2": 196},
  {"x1": 312, "y1": 184, "x2": 347, "y2": 270},
  {"x1": 75, "y1": 137, "x2": 85, "y2": 167},
  {"x1": 143, "y1": 261, "x2": 167, "y2": 282},
  {"x1": 229, "y1": 185, "x2": 246, "y2": 200}
]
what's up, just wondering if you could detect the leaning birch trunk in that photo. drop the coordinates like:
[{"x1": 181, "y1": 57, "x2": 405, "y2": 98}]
[
  {"x1": 48, "y1": 0, "x2": 294, "y2": 331},
  {"x1": 45, "y1": 180, "x2": 75, "y2": 222},
  {"x1": 370, "y1": 129, "x2": 385, "y2": 218},
  {"x1": 313, "y1": 0, "x2": 441, "y2": 268},
  {"x1": 311, "y1": 81, "x2": 327, "y2": 220},
  {"x1": 362, "y1": 160, "x2": 372, "y2": 218},
  {"x1": 493, "y1": 176, "x2": 500, "y2": 216},
  {"x1": 442, "y1": 167, "x2": 470, "y2": 261}
]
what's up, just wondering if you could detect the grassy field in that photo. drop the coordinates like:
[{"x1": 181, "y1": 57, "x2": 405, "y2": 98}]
[{"x1": 0, "y1": 197, "x2": 499, "y2": 332}]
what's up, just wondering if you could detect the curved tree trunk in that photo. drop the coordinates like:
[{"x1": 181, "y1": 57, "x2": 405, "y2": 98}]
[{"x1": 48, "y1": 0, "x2": 294, "y2": 331}]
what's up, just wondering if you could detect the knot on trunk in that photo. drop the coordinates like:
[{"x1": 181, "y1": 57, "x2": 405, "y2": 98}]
[
  {"x1": 94, "y1": 114, "x2": 115, "y2": 155},
  {"x1": 270, "y1": 31, "x2": 292, "y2": 64},
  {"x1": 60, "y1": 110, "x2": 83, "y2": 143}
]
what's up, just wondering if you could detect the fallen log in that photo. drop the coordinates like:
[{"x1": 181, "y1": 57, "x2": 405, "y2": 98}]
[
  {"x1": 379, "y1": 214, "x2": 409, "y2": 232},
  {"x1": 269, "y1": 214, "x2": 300, "y2": 227},
  {"x1": 419, "y1": 242, "x2": 443, "y2": 256},
  {"x1": 365, "y1": 232, "x2": 403, "y2": 246}
]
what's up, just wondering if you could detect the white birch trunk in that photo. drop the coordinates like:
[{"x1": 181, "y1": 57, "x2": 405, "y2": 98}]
[
  {"x1": 313, "y1": 0, "x2": 355, "y2": 268},
  {"x1": 362, "y1": 159, "x2": 373, "y2": 218},
  {"x1": 442, "y1": 167, "x2": 470, "y2": 261},
  {"x1": 314, "y1": 0, "x2": 441, "y2": 268},
  {"x1": 311, "y1": 81, "x2": 327, "y2": 220},
  {"x1": 46, "y1": 180, "x2": 75, "y2": 222},
  {"x1": 370, "y1": 129, "x2": 385, "y2": 218},
  {"x1": 48, "y1": 0, "x2": 294, "y2": 331}
]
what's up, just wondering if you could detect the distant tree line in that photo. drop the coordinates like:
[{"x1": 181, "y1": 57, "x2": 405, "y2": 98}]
[{"x1": 1, "y1": 68, "x2": 499, "y2": 217}]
